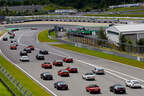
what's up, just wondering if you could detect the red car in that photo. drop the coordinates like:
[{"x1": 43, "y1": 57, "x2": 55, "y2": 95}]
[
  {"x1": 58, "y1": 69, "x2": 69, "y2": 77},
  {"x1": 53, "y1": 60, "x2": 63, "y2": 66},
  {"x1": 66, "y1": 67, "x2": 78, "y2": 73},
  {"x1": 41, "y1": 62, "x2": 52, "y2": 69},
  {"x1": 86, "y1": 84, "x2": 101, "y2": 94},
  {"x1": 26, "y1": 45, "x2": 34, "y2": 50},
  {"x1": 63, "y1": 57, "x2": 73, "y2": 63},
  {"x1": 10, "y1": 45, "x2": 17, "y2": 50}
]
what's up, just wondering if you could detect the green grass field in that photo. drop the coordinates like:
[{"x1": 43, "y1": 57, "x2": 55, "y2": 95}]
[
  {"x1": 0, "y1": 80, "x2": 13, "y2": 96},
  {"x1": 38, "y1": 30, "x2": 56, "y2": 42},
  {"x1": 0, "y1": 55, "x2": 52, "y2": 96},
  {"x1": 84, "y1": 14, "x2": 144, "y2": 17},
  {"x1": 108, "y1": 6, "x2": 144, "y2": 12}
]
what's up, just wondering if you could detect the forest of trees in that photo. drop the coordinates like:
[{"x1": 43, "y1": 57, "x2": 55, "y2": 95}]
[{"x1": 0, "y1": 0, "x2": 144, "y2": 10}]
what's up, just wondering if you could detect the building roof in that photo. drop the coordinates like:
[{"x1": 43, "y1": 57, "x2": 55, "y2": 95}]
[{"x1": 114, "y1": 24, "x2": 144, "y2": 33}]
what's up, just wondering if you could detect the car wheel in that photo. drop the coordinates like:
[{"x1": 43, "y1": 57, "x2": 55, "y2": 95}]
[
  {"x1": 82, "y1": 76, "x2": 84, "y2": 79},
  {"x1": 86, "y1": 89, "x2": 88, "y2": 92},
  {"x1": 114, "y1": 90, "x2": 117, "y2": 94},
  {"x1": 90, "y1": 91, "x2": 93, "y2": 94},
  {"x1": 57, "y1": 87, "x2": 60, "y2": 90}
]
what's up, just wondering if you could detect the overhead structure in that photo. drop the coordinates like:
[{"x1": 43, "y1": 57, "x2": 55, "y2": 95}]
[{"x1": 106, "y1": 24, "x2": 144, "y2": 43}]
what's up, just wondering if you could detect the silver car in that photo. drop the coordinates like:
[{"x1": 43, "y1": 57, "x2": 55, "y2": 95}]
[
  {"x1": 92, "y1": 67, "x2": 105, "y2": 74},
  {"x1": 82, "y1": 73, "x2": 95, "y2": 80},
  {"x1": 20, "y1": 56, "x2": 29, "y2": 62},
  {"x1": 125, "y1": 80, "x2": 141, "y2": 88}
]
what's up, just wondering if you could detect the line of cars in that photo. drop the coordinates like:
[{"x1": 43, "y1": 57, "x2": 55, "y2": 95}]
[
  {"x1": 39, "y1": 56, "x2": 143, "y2": 94},
  {"x1": 3, "y1": 30, "x2": 142, "y2": 95}
]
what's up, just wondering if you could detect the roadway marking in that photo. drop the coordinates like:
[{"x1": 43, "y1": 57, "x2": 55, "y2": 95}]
[
  {"x1": 0, "y1": 50, "x2": 58, "y2": 96},
  {"x1": 18, "y1": 32, "x2": 144, "y2": 88},
  {"x1": 0, "y1": 33, "x2": 58, "y2": 96}
]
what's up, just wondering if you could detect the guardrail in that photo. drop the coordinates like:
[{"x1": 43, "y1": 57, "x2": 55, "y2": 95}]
[
  {"x1": 48, "y1": 29, "x2": 144, "y2": 62},
  {"x1": 0, "y1": 78, "x2": 16, "y2": 96},
  {"x1": 0, "y1": 65, "x2": 33, "y2": 96}
]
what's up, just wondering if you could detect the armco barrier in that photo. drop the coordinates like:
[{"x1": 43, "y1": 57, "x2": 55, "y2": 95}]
[
  {"x1": 49, "y1": 31, "x2": 144, "y2": 62},
  {"x1": 0, "y1": 65, "x2": 32, "y2": 96},
  {"x1": 0, "y1": 78, "x2": 16, "y2": 96}
]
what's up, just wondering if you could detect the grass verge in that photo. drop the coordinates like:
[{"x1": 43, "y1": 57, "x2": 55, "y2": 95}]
[
  {"x1": 51, "y1": 44, "x2": 144, "y2": 69},
  {"x1": 0, "y1": 30, "x2": 7, "y2": 37},
  {"x1": 0, "y1": 55, "x2": 52, "y2": 96},
  {"x1": 38, "y1": 30, "x2": 56, "y2": 42},
  {"x1": 84, "y1": 14, "x2": 144, "y2": 17},
  {"x1": 0, "y1": 78, "x2": 14, "y2": 96}
]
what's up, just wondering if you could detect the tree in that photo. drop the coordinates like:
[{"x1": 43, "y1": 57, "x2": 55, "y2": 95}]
[
  {"x1": 119, "y1": 34, "x2": 126, "y2": 51},
  {"x1": 97, "y1": 27, "x2": 107, "y2": 40},
  {"x1": 136, "y1": 38, "x2": 144, "y2": 45}
]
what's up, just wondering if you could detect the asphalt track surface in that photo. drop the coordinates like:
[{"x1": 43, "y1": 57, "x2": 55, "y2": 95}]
[{"x1": 0, "y1": 24, "x2": 144, "y2": 96}]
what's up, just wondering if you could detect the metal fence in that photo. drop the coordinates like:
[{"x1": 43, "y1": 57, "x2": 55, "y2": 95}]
[
  {"x1": 47, "y1": 29, "x2": 144, "y2": 62},
  {"x1": 67, "y1": 32, "x2": 144, "y2": 54},
  {"x1": 0, "y1": 65, "x2": 33, "y2": 96}
]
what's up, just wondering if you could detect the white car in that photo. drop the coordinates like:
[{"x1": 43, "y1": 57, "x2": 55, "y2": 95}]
[
  {"x1": 82, "y1": 73, "x2": 95, "y2": 80},
  {"x1": 20, "y1": 56, "x2": 29, "y2": 62},
  {"x1": 125, "y1": 80, "x2": 141, "y2": 88},
  {"x1": 92, "y1": 67, "x2": 105, "y2": 74}
]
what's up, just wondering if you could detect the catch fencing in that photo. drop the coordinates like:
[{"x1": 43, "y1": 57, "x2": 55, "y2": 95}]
[
  {"x1": 0, "y1": 65, "x2": 33, "y2": 96},
  {"x1": 48, "y1": 29, "x2": 144, "y2": 62}
]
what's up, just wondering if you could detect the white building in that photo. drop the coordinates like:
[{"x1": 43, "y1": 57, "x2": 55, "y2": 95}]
[{"x1": 106, "y1": 24, "x2": 144, "y2": 43}]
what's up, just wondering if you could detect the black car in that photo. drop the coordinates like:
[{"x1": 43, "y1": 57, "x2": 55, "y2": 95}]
[
  {"x1": 40, "y1": 72, "x2": 53, "y2": 80},
  {"x1": 110, "y1": 84, "x2": 126, "y2": 94},
  {"x1": 23, "y1": 48, "x2": 31, "y2": 53},
  {"x1": 20, "y1": 51, "x2": 27, "y2": 56},
  {"x1": 36, "y1": 54, "x2": 45, "y2": 60},
  {"x1": 39, "y1": 50, "x2": 48, "y2": 55},
  {"x1": 3, "y1": 37, "x2": 8, "y2": 41},
  {"x1": 54, "y1": 81, "x2": 68, "y2": 90}
]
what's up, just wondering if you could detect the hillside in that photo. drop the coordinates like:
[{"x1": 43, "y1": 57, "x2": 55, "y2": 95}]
[{"x1": 2, "y1": 0, "x2": 144, "y2": 11}]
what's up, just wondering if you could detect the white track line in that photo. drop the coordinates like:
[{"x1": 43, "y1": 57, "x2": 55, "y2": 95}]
[
  {"x1": 0, "y1": 49, "x2": 58, "y2": 96},
  {"x1": 0, "y1": 33, "x2": 58, "y2": 96},
  {"x1": 17, "y1": 29, "x2": 144, "y2": 88}
]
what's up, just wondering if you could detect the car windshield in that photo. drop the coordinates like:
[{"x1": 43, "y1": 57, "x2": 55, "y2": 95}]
[
  {"x1": 133, "y1": 81, "x2": 140, "y2": 84},
  {"x1": 97, "y1": 68, "x2": 104, "y2": 71},
  {"x1": 71, "y1": 68, "x2": 77, "y2": 69},
  {"x1": 38, "y1": 54, "x2": 44, "y2": 56},
  {"x1": 62, "y1": 70, "x2": 69, "y2": 72},
  {"x1": 115, "y1": 85, "x2": 124, "y2": 89},
  {"x1": 67, "y1": 57, "x2": 72, "y2": 59},
  {"x1": 22, "y1": 56, "x2": 28, "y2": 58},
  {"x1": 88, "y1": 85, "x2": 99, "y2": 87},
  {"x1": 85, "y1": 73, "x2": 93, "y2": 75},
  {"x1": 56, "y1": 60, "x2": 62, "y2": 62},
  {"x1": 58, "y1": 81, "x2": 66, "y2": 85},
  {"x1": 44, "y1": 62, "x2": 50, "y2": 64},
  {"x1": 44, "y1": 72, "x2": 50, "y2": 75}
]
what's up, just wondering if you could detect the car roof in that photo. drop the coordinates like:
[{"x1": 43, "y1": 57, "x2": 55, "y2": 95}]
[
  {"x1": 57, "y1": 81, "x2": 66, "y2": 84},
  {"x1": 130, "y1": 80, "x2": 139, "y2": 82},
  {"x1": 43, "y1": 72, "x2": 51, "y2": 75},
  {"x1": 85, "y1": 73, "x2": 94, "y2": 75},
  {"x1": 56, "y1": 60, "x2": 62, "y2": 62},
  {"x1": 88, "y1": 84, "x2": 99, "y2": 87},
  {"x1": 95, "y1": 67, "x2": 104, "y2": 70},
  {"x1": 61, "y1": 70, "x2": 69, "y2": 72},
  {"x1": 22, "y1": 56, "x2": 28, "y2": 58},
  {"x1": 37, "y1": 54, "x2": 44, "y2": 56},
  {"x1": 40, "y1": 50, "x2": 47, "y2": 51},
  {"x1": 44, "y1": 62, "x2": 50, "y2": 64},
  {"x1": 113, "y1": 84, "x2": 123, "y2": 87},
  {"x1": 67, "y1": 57, "x2": 73, "y2": 59}
]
